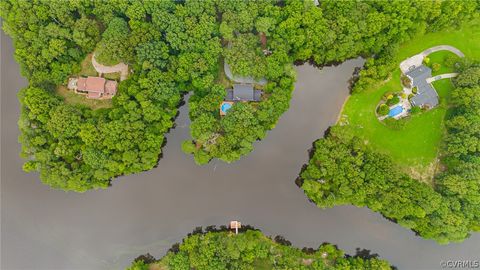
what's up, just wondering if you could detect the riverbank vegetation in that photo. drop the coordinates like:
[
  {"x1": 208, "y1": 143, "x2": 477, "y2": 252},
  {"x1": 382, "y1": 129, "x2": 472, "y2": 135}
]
[
  {"x1": 1, "y1": 0, "x2": 478, "y2": 191},
  {"x1": 343, "y1": 19, "x2": 480, "y2": 180},
  {"x1": 300, "y1": 61, "x2": 480, "y2": 244},
  {"x1": 184, "y1": 0, "x2": 479, "y2": 164},
  {"x1": 126, "y1": 227, "x2": 392, "y2": 270},
  {"x1": 2, "y1": 1, "x2": 184, "y2": 191}
]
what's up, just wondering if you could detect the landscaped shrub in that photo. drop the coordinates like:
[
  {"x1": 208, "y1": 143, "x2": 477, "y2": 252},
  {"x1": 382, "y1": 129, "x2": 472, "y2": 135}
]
[
  {"x1": 412, "y1": 87, "x2": 418, "y2": 94},
  {"x1": 408, "y1": 93, "x2": 414, "y2": 100},
  {"x1": 423, "y1": 57, "x2": 430, "y2": 65},
  {"x1": 377, "y1": 104, "x2": 389, "y2": 116},
  {"x1": 382, "y1": 92, "x2": 393, "y2": 100},
  {"x1": 401, "y1": 75, "x2": 411, "y2": 87},
  {"x1": 432, "y1": 63, "x2": 441, "y2": 72},
  {"x1": 445, "y1": 55, "x2": 460, "y2": 68},
  {"x1": 386, "y1": 95, "x2": 400, "y2": 106},
  {"x1": 410, "y1": 106, "x2": 421, "y2": 114}
]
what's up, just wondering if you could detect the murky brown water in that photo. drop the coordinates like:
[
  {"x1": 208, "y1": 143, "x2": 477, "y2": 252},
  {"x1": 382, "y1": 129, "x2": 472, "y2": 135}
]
[{"x1": 2, "y1": 32, "x2": 479, "y2": 270}]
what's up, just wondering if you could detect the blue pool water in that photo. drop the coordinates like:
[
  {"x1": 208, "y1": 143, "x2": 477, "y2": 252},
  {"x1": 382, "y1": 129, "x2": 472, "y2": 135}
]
[
  {"x1": 388, "y1": 105, "x2": 403, "y2": 117},
  {"x1": 221, "y1": 103, "x2": 232, "y2": 114}
]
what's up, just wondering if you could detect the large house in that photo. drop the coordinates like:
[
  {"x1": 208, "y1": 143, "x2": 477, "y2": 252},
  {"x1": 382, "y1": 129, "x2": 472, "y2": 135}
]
[
  {"x1": 68, "y1": 76, "x2": 118, "y2": 99},
  {"x1": 404, "y1": 65, "x2": 438, "y2": 108},
  {"x1": 225, "y1": 84, "x2": 262, "y2": 102},
  {"x1": 220, "y1": 84, "x2": 263, "y2": 115}
]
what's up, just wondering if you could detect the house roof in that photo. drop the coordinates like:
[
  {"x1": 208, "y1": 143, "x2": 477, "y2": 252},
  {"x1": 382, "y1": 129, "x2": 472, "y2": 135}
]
[
  {"x1": 225, "y1": 84, "x2": 262, "y2": 102},
  {"x1": 85, "y1": 77, "x2": 106, "y2": 93},
  {"x1": 254, "y1": 90, "x2": 262, "y2": 101},
  {"x1": 405, "y1": 65, "x2": 439, "y2": 108},
  {"x1": 105, "y1": 80, "x2": 118, "y2": 95},
  {"x1": 411, "y1": 83, "x2": 439, "y2": 107},
  {"x1": 405, "y1": 65, "x2": 432, "y2": 87},
  {"x1": 77, "y1": 77, "x2": 87, "y2": 91},
  {"x1": 226, "y1": 89, "x2": 234, "y2": 100},
  {"x1": 76, "y1": 76, "x2": 119, "y2": 97},
  {"x1": 78, "y1": 76, "x2": 106, "y2": 93},
  {"x1": 233, "y1": 84, "x2": 255, "y2": 101}
]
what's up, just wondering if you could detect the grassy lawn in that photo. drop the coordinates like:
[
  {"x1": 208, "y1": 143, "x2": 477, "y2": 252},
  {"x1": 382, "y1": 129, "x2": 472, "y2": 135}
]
[
  {"x1": 427, "y1": 51, "x2": 460, "y2": 76},
  {"x1": 103, "y1": 72, "x2": 121, "y2": 81},
  {"x1": 216, "y1": 57, "x2": 234, "y2": 89},
  {"x1": 340, "y1": 20, "x2": 480, "y2": 183},
  {"x1": 57, "y1": 54, "x2": 119, "y2": 110},
  {"x1": 56, "y1": 85, "x2": 112, "y2": 110},
  {"x1": 78, "y1": 54, "x2": 98, "y2": 77}
]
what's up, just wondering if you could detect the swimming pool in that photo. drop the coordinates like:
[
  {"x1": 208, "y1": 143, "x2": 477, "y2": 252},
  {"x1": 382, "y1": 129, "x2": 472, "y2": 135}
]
[
  {"x1": 388, "y1": 105, "x2": 403, "y2": 117},
  {"x1": 221, "y1": 102, "x2": 232, "y2": 114}
]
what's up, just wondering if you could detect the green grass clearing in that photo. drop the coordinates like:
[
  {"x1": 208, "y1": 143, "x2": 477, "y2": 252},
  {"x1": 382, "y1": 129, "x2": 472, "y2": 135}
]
[
  {"x1": 103, "y1": 72, "x2": 121, "y2": 81},
  {"x1": 426, "y1": 51, "x2": 460, "y2": 76},
  {"x1": 58, "y1": 54, "x2": 119, "y2": 110},
  {"x1": 78, "y1": 54, "x2": 98, "y2": 77},
  {"x1": 216, "y1": 57, "x2": 234, "y2": 89},
  {"x1": 340, "y1": 20, "x2": 480, "y2": 183},
  {"x1": 56, "y1": 85, "x2": 112, "y2": 110}
]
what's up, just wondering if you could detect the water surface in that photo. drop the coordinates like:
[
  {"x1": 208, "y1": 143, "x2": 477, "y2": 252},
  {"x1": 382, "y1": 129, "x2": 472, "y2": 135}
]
[{"x1": 2, "y1": 32, "x2": 479, "y2": 270}]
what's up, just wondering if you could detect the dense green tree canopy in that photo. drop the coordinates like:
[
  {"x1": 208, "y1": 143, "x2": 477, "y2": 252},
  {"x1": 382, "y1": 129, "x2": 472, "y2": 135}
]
[
  {"x1": 224, "y1": 33, "x2": 268, "y2": 79},
  {"x1": 126, "y1": 229, "x2": 392, "y2": 270},
  {"x1": 0, "y1": 0, "x2": 478, "y2": 196},
  {"x1": 300, "y1": 63, "x2": 480, "y2": 244},
  {"x1": 95, "y1": 17, "x2": 132, "y2": 65}
]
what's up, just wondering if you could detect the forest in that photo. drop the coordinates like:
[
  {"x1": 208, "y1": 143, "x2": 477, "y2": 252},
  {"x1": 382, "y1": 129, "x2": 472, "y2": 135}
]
[
  {"x1": 126, "y1": 228, "x2": 392, "y2": 270},
  {"x1": 300, "y1": 62, "x2": 480, "y2": 244},
  {"x1": 0, "y1": 0, "x2": 478, "y2": 192}
]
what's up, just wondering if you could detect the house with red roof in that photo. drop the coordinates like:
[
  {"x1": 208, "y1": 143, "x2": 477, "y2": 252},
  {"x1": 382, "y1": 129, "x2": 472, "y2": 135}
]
[{"x1": 68, "y1": 76, "x2": 118, "y2": 99}]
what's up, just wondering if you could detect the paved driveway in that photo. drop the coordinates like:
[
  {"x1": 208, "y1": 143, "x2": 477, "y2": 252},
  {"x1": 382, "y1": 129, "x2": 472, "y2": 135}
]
[
  {"x1": 426, "y1": 73, "x2": 459, "y2": 83},
  {"x1": 92, "y1": 54, "x2": 129, "y2": 81},
  {"x1": 421, "y1": 45, "x2": 465, "y2": 58},
  {"x1": 400, "y1": 45, "x2": 465, "y2": 73}
]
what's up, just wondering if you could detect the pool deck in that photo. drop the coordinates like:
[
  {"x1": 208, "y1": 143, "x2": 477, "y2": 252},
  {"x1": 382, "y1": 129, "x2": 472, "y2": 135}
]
[{"x1": 219, "y1": 101, "x2": 234, "y2": 116}]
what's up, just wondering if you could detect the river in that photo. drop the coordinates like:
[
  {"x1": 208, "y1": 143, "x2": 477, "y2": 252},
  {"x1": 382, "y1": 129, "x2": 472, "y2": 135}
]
[{"x1": 1, "y1": 32, "x2": 479, "y2": 270}]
